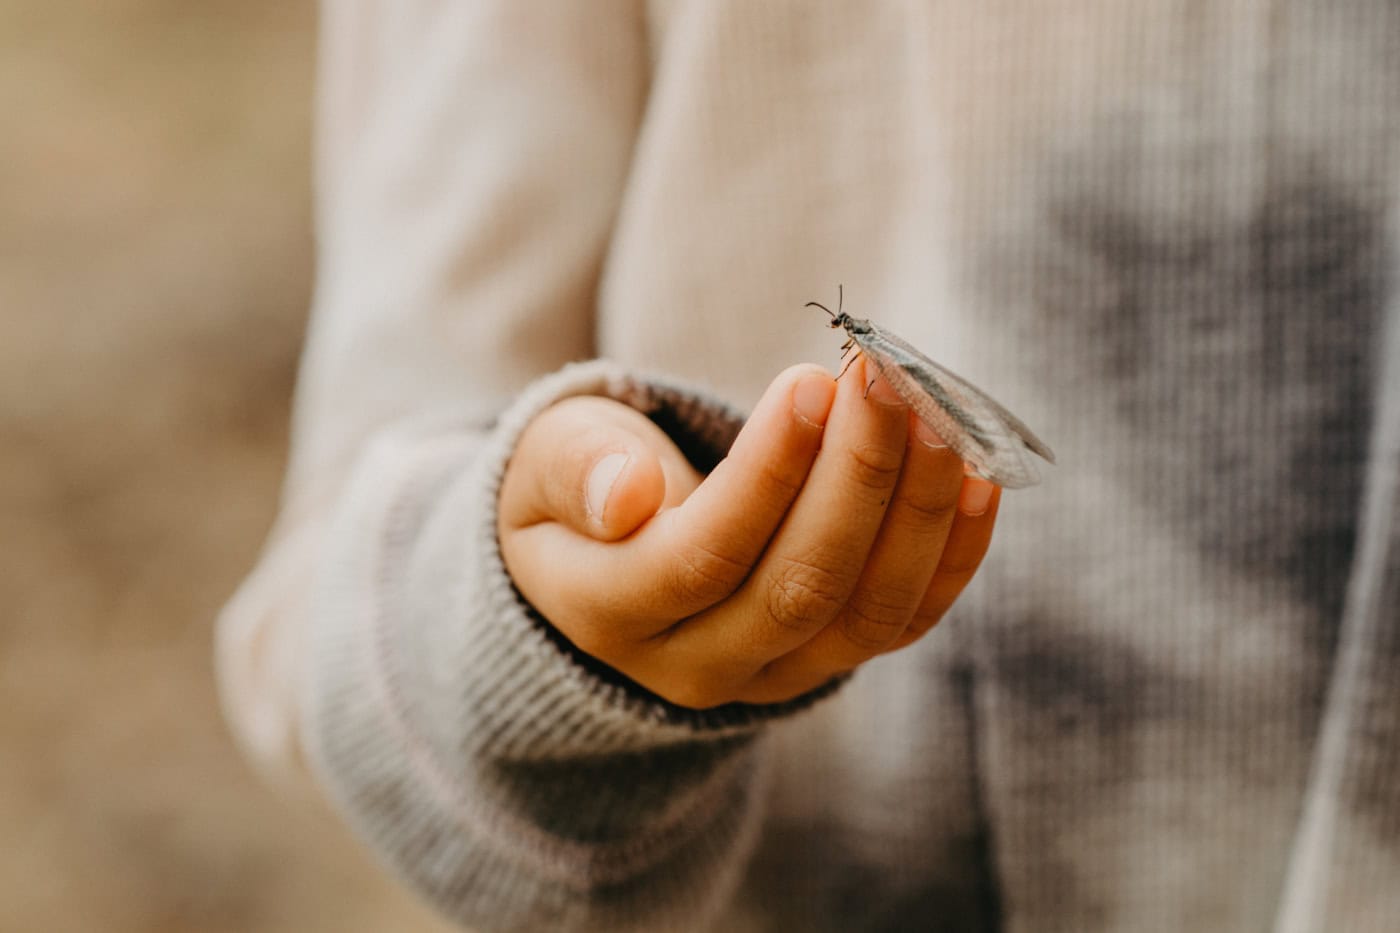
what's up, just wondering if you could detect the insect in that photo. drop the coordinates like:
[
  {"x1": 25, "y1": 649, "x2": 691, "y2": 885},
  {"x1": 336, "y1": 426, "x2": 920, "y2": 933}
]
[{"x1": 807, "y1": 287, "x2": 1056, "y2": 489}]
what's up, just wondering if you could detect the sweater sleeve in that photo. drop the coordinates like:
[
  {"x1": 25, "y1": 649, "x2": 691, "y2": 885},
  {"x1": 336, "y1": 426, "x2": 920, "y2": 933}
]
[
  {"x1": 216, "y1": 3, "x2": 817, "y2": 929},
  {"x1": 299, "y1": 361, "x2": 827, "y2": 931}
]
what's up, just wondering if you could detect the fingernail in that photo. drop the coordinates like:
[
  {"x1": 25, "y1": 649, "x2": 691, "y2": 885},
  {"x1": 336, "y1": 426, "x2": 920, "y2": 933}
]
[
  {"x1": 959, "y1": 476, "x2": 996, "y2": 516},
  {"x1": 586, "y1": 452, "x2": 629, "y2": 523},
  {"x1": 912, "y1": 417, "x2": 948, "y2": 449},
  {"x1": 793, "y1": 373, "x2": 836, "y2": 427}
]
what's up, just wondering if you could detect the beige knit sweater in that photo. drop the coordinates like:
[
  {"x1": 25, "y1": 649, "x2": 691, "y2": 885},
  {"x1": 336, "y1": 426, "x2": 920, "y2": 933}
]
[{"x1": 218, "y1": 2, "x2": 1400, "y2": 930}]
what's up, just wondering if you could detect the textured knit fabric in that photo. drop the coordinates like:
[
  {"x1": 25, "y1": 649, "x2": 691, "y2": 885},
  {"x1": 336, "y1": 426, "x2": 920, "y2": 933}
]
[{"x1": 217, "y1": 2, "x2": 1400, "y2": 930}]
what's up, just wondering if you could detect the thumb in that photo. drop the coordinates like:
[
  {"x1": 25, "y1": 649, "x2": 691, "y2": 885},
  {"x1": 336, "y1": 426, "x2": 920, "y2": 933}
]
[
  {"x1": 502, "y1": 397, "x2": 668, "y2": 542},
  {"x1": 576, "y1": 444, "x2": 666, "y2": 541}
]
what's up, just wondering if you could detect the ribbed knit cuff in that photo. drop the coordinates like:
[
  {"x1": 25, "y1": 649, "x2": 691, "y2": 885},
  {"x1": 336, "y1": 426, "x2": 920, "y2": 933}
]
[{"x1": 301, "y1": 359, "x2": 835, "y2": 927}]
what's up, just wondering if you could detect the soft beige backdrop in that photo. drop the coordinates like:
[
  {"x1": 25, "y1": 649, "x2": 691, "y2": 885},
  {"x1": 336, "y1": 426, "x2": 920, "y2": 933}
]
[{"x1": 1, "y1": 2, "x2": 451, "y2": 930}]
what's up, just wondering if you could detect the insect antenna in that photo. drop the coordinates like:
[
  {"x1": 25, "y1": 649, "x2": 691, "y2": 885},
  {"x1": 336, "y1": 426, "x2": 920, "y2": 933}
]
[{"x1": 805, "y1": 284, "x2": 846, "y2": 328}]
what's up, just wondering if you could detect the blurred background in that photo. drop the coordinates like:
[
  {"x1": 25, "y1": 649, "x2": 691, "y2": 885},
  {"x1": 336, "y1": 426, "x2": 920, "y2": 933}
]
[{"x1": 1, "y1": 2, "x2": 450, "y2": 929}]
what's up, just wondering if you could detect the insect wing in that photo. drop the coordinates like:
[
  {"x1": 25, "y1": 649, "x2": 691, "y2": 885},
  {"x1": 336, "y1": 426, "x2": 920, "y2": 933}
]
[{"x1": 855, "y1": 325, "x2": 1055, "y2": 489}]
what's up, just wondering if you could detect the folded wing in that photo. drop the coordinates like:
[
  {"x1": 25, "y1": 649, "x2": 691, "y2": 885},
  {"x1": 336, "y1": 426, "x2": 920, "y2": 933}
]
[{"x1": 856, "y1": 326, "x2": 1055, "y2": 490}]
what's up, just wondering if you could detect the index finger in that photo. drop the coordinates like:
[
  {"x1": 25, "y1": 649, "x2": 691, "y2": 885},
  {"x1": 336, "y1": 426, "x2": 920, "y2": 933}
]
[{"x1": 606, "y1": 364, "x2": 836, "y2": 628}]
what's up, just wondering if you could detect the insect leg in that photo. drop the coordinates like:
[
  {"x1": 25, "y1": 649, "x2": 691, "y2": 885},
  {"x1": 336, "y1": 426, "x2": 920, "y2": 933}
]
[{"x1": 836, "y1": 349, "x2": 861, "y2": 381}]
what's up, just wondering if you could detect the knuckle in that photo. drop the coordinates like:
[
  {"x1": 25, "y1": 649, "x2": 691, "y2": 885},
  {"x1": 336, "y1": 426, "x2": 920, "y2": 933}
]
[
  {"x1": 765, "y1": 557, "x2": 848, "y2": 632},
  {"x1": 840, "y1": 590, "x2": 917, "y2": 651},
  {"x1": 905, "y1": 607, "x2": 947, "y2": 639},
  {"x1": 670, "y1": 540, "x2": 751, "y2": 604},
  {"x1": 896, "y1": 483, "x2": 960, "y2": 528},
  {"x1": 908, "y1": 572, "x2": 971, "y2": 636},
  {"x1": 752, "y1": 456, "x2": 807, "y2": 505},
  {"x1": 845, "y1": 442, "x2": 904, "y2": 495}
]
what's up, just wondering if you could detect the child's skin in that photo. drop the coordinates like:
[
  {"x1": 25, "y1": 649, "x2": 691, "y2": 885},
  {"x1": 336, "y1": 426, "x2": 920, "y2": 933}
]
[{"x1": 498, "y1": 355, "x2": 1001, "y2": 709}]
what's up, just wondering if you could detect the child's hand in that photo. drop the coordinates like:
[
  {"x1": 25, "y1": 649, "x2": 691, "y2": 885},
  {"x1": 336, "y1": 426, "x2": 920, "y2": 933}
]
[{"x1": 497, "y1": 357, "x2": 1000, "y2": 708}]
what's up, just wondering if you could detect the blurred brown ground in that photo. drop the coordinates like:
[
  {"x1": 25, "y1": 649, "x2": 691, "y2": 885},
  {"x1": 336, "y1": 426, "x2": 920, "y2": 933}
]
[{"x1": 1, "y1": 2, "x2": 452, "y2": 930}]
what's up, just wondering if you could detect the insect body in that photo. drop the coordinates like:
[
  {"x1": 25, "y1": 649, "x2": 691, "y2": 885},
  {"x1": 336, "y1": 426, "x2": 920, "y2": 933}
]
[{"x1": 807, "y1": 289, "x2": 1056, "y2": 489}]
